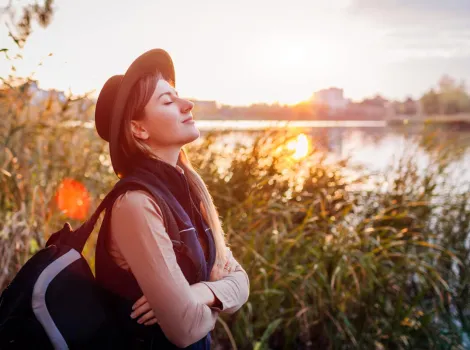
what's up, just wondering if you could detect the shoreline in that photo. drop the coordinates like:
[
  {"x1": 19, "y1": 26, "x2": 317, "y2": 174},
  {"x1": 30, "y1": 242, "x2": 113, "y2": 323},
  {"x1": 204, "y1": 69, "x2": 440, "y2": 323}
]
[{"x1": 62, "y1": 117, "x2": 470, "y2": 132}]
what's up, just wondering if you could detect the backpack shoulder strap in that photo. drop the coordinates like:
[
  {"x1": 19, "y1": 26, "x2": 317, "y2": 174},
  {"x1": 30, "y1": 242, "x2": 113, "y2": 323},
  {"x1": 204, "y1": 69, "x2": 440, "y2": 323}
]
[{"x1": 66, "y1": 177, "x2": 180, "y2": 252}]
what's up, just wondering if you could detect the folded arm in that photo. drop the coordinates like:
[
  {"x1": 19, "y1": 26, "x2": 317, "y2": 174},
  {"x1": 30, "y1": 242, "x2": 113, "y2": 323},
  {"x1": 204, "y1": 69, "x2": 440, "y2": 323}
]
[
  {"x1": 199, "y1": 266, "x2": 250, "y2": 314},
  {"x1": 197, "y1": 202, "x2": 251, "y2": 314},
  {"x1": 110, "y1": 190, "x2": 220, "y2": 348}
]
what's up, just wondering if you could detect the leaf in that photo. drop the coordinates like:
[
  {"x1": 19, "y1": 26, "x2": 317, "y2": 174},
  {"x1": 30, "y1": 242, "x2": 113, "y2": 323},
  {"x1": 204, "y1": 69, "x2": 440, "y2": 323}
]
[
  {"x1": 29, "y1": 238, "x2": 39, "y2": 254},
  {"x1": 254, "y1": 318, "x2": 282, "y2": 350}
]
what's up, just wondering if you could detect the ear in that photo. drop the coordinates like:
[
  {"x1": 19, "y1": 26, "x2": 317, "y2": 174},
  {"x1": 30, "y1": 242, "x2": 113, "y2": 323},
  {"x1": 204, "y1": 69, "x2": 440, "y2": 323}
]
[{"x1": 131, "y1": 120, "x2": 149, "y2": 141}]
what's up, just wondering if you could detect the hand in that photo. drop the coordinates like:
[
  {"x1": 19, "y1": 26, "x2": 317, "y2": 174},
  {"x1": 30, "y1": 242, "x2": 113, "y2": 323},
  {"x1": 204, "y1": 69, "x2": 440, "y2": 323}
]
[
  {"x1": 209, "y1": 247, "x2": 239, "y2": 282},
  {"x1": 130, "y1": 295, "x2": 158, "y2": 326}
]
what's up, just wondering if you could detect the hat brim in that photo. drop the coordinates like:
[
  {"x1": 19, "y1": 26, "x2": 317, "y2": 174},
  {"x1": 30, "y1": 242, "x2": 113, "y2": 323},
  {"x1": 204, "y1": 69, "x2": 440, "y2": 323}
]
[{"x1": 109, "y1": 49, "x2": 175, "y2": 177}]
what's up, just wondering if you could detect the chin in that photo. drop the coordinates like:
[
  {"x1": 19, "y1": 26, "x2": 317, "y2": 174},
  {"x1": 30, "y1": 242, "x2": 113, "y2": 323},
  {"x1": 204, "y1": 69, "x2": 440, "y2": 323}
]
[{"x1": 183, "y1": 128, "x2": 200, "y2": 145}]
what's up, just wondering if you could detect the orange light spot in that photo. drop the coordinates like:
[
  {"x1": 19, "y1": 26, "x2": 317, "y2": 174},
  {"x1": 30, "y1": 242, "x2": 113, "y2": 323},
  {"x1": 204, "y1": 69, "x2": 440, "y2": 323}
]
[{"x1": 54, "y1": 178, "x2": 91, "y2": 220}]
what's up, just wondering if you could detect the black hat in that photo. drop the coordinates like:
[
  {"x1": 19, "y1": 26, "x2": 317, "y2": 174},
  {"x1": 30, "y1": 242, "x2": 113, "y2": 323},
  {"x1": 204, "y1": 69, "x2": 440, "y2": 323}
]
[{"x1": 95, "y1": 48, "x2": 175, "y2": 177}]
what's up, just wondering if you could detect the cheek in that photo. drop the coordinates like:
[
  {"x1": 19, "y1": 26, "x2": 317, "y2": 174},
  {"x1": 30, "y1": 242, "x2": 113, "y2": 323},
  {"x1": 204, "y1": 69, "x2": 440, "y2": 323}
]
[{"x1": 146, "y1": 110, "x2": 182, "y2": 140}]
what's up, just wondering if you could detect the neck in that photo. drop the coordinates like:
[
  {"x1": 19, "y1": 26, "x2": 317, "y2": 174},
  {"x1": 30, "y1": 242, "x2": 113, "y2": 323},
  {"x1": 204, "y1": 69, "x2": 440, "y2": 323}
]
[{"x1": 148, "y1": 146, "x2": 181, "y2": 168}]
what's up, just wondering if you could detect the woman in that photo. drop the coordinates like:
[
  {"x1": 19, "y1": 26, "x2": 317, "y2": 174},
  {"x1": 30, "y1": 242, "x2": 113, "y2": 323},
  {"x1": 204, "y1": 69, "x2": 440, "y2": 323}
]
[{"x1": 93, "y1": 49, "x2": 250, "y2": 349}]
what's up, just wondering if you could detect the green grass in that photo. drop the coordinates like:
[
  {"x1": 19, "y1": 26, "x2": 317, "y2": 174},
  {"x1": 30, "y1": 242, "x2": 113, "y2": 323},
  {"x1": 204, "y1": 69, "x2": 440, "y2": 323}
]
[{"x1": 1, "y1": 81, "x2": 469, "y2": 349}]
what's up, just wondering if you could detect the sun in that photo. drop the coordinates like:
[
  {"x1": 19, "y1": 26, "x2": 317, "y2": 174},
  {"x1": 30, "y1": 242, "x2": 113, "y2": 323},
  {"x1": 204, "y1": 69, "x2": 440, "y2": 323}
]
[{"x1": 281, "y1": 46, "x2": 307, "y2": 66}]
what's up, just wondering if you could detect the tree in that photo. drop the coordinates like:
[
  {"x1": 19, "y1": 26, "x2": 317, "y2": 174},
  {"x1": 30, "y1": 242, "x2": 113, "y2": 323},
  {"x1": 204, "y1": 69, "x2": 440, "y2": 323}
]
[
  {"x1": 437, "y1": 75, "x2": 470, "y2": 114},
  {"x1": 420, "y1": 75, "x2": 470, "y2": 115},
  {"x1": 420, "y1": 89, "x2": 439, "y2": 115},
  {"x1": 1, "y1": 0, "x2": 55, "y2": 48}
]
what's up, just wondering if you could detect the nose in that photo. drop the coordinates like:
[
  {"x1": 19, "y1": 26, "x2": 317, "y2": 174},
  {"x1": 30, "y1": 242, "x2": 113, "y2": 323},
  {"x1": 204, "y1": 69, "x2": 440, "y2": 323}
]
[{"x1": 180, "y1": 98, "x2": 194, "y2": 114}]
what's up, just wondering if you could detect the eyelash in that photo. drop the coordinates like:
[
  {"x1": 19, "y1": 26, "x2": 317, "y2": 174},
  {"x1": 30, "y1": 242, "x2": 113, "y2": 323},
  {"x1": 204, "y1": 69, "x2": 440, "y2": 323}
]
[{"x1": 164, "y1": 101, "x2": 173, "y2": 105}]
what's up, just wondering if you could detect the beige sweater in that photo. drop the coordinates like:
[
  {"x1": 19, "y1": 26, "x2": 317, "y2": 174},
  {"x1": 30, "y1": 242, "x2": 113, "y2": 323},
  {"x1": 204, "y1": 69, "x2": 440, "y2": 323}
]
[{"x1": 108, "y1": 189, "x2": 250, "y2": 347}]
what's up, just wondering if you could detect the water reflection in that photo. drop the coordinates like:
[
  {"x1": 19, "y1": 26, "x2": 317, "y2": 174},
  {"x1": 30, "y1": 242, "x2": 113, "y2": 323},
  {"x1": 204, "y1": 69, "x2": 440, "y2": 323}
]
[
  {"x1": 286, "y1": 134, "x2": 309, "y2": 159},
  {"x1": 198, "y1": 123, "x2": 470, "y2": 189},
  {"x1": 71, "y1": 119, "x2": 469, "y2": 186}
]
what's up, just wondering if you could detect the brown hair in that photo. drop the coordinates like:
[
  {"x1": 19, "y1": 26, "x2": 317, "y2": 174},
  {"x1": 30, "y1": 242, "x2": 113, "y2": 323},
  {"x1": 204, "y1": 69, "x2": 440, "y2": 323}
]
[{"x1": 118, "y1": 73, "x2": 228, "y2": 268}]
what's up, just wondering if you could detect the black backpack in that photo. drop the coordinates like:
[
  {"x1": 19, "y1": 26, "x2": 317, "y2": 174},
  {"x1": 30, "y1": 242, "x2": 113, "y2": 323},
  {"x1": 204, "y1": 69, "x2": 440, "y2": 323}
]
[{"x1": 0, "y1": 177, "x2": 181, "y2": 349}]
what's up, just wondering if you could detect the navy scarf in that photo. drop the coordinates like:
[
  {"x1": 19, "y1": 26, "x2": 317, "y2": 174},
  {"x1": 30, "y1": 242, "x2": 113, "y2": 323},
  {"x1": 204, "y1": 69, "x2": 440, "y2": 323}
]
[
  {"x1": 125, "y1": 153, "x2": 217, "y2": 282},
  {"x1": 95, "y1": 153, "x2": 217, "y2": 349}
]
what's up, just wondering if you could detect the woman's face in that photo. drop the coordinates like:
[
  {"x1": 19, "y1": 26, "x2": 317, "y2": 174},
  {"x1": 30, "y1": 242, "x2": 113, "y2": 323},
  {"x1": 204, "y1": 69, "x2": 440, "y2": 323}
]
[{"x1": 132, "y1": 78, "x2": 199, "y2": 149}]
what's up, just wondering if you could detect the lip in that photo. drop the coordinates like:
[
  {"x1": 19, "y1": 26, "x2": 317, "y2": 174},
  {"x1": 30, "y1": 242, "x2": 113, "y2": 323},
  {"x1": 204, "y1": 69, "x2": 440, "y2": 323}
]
[{"x1": 182, "y1": 117, "x2": 194, "y2": 123}]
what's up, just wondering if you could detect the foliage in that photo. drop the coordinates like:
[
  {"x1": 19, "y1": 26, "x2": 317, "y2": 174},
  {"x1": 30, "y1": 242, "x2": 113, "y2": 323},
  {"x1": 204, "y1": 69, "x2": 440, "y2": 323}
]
[
  {"x1": 1, "y1": 81, "x2": 469, "y2": 349},
  {"x1": 420, "y1": 75, "x2": 470, "y2": 116},
  {"x1": 1, "y1": 0, "x2": 55, "y2": 48}
]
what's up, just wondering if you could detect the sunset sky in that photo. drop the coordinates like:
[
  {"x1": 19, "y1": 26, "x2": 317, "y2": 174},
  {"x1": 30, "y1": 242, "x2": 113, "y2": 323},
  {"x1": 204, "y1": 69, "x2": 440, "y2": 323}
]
[{"x1": 1, "y1": 0, "x2": 469, "y2": 106}]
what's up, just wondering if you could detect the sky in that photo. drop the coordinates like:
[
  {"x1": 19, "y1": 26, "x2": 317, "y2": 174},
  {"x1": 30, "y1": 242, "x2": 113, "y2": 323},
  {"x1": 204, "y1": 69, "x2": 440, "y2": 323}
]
[{"x1": 1, "y1": 0, "x2": 470, "y2": 106}]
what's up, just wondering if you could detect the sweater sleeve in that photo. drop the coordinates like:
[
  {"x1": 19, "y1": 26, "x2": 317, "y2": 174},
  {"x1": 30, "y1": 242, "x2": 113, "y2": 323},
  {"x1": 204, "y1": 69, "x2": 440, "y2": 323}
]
[
  {"x1": 110, "y1": 190, "x2": 219, "y2": 348},
  {"x1": 199, "y1": 260, "x2": 250, "y2": 314},
  {"x1": 197, "y1": 200, "x2": 250, "y2": 314}
]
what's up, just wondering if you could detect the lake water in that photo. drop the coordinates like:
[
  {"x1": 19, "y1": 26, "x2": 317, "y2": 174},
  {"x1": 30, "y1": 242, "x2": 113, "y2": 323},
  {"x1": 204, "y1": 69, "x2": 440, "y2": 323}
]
[
  {"x1": 195, "y1": 120, "x2": 470, "y2": 190},
  {"x1": 71, "y1": 119, "x2": 470, "y2": 189}
]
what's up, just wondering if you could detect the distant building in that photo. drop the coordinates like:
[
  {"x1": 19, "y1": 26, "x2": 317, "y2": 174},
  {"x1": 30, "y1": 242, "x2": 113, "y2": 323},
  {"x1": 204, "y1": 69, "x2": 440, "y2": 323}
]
[
  {"x1": 312, "y1": 88, "x2": 349, "y2": 111},
  {"x1": 349, "y1": 94, "x2": 394, "y2": 120},
  {"x1": 392, "y1": 97, "x2": 420, "y2": 117},
  {"x1": 191, "y1": 100, "x2": 221, "y2": 110},
  {"x1": 359, "y1": 95, "x2": 388, "y2": 108},
  {"x1": 191, "y1": 100, "x2": 221, "y2": 119}
]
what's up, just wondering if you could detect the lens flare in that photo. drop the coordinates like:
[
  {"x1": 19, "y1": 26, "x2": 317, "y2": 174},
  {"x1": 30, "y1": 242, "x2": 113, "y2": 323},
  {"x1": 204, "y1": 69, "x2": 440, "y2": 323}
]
[{"x1": 54, "y1": 178, "x2": 91, "y2": 220}]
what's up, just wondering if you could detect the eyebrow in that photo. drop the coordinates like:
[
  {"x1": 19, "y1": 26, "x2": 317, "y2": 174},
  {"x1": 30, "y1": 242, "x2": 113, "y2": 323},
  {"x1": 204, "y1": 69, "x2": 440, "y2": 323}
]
[{"x1": 158, "y1": 90, "x2": 179, "y2": 99}]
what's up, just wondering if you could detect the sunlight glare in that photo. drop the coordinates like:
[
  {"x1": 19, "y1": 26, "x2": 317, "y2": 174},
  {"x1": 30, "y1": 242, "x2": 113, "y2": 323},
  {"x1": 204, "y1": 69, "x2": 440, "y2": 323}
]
[{"x1": 287, "y1": 133, "x2": 310, "y2": 160}]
